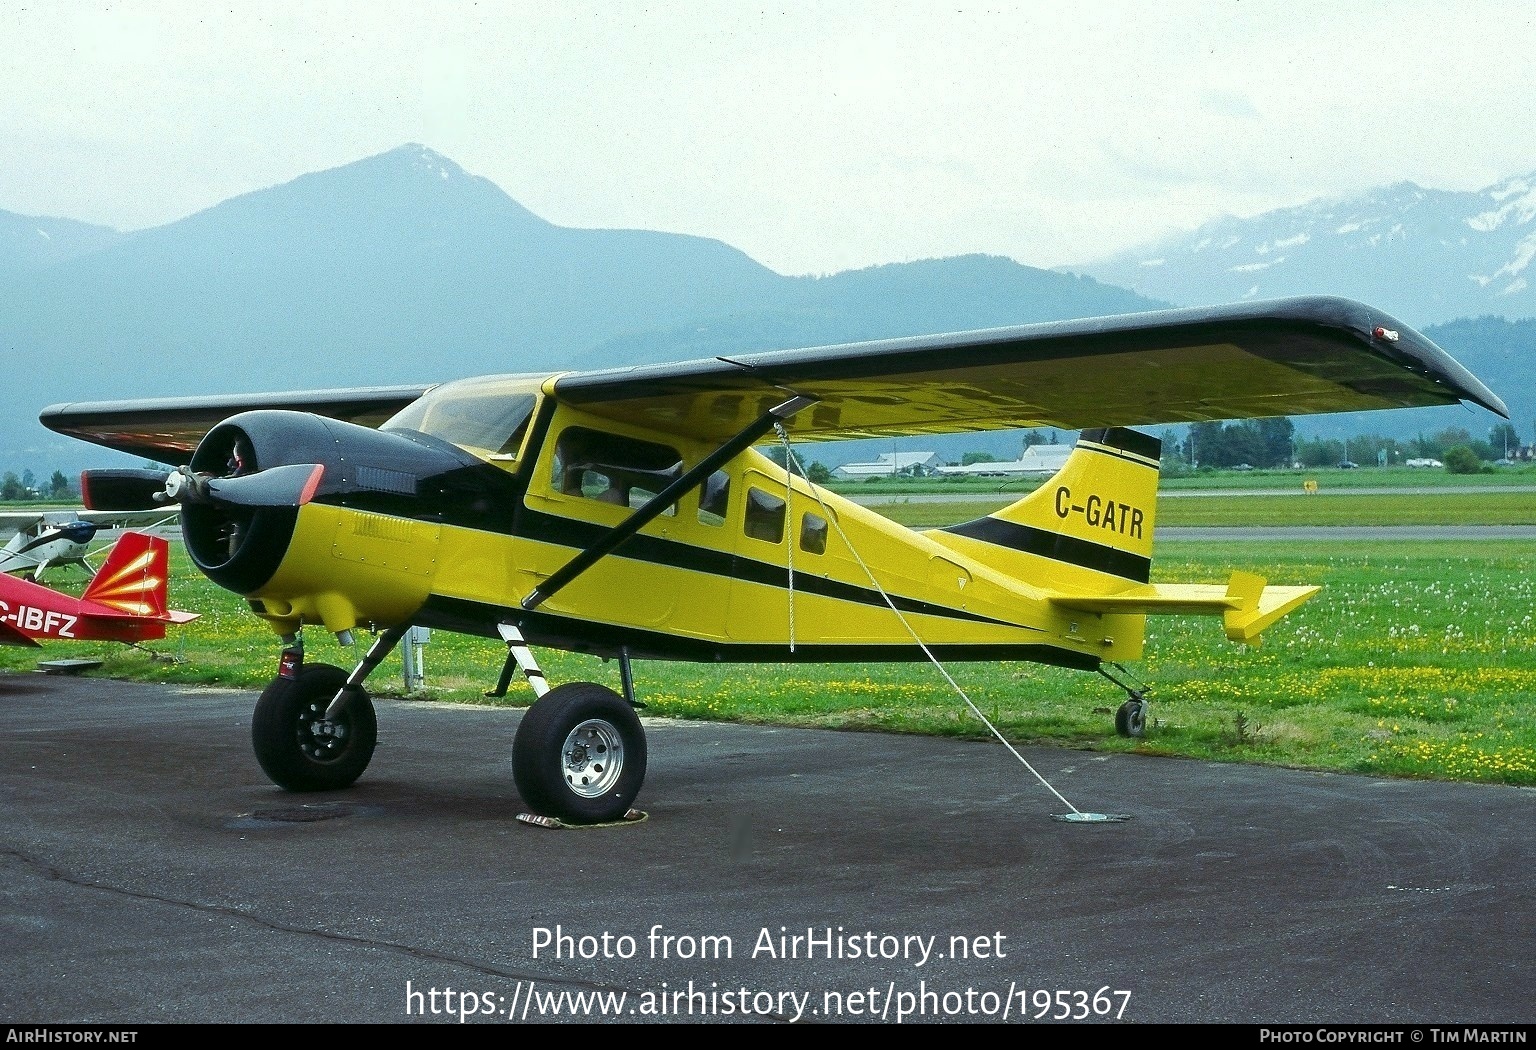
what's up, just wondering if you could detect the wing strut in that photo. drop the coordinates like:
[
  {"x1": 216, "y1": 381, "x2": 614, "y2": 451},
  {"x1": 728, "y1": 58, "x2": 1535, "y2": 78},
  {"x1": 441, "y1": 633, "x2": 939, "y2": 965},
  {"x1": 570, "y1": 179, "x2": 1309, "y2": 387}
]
[{"x1": 519, "y1": 394, "x2": 817, "y2": 612}]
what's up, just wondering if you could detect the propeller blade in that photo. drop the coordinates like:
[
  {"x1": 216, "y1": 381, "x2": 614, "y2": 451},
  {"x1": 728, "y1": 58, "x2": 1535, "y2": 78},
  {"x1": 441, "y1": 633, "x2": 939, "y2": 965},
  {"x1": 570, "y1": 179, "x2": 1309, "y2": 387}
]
[
  {"x1": 80, "y1": 468, "x2": 171, "y2": 511},
  {"x1": 205, "y1": 464, "x2": 325, "y2": 508}
]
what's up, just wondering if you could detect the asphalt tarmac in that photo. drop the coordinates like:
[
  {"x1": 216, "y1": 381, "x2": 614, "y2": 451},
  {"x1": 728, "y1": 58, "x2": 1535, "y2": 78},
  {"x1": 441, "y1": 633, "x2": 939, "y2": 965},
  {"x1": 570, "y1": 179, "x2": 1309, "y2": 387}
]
[{"x1": 3, "y1": 673, "x2": 1534, "y2": 1026}]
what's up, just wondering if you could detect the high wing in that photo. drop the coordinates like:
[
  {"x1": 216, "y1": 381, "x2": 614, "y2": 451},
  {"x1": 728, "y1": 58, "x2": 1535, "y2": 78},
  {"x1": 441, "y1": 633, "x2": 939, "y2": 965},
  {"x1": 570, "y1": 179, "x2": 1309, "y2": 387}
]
[
  {"x1": 0, "y1": 514, "x2": 44, "y2": 536},
  {"x1": 38, "y1": 297, "x2": 1506, "y2": 458},
  {"x1": 39, "y1": 385, "x2": 433, "y2": 462},
  {"x1": 553, "y1": 296, "x2": 1507, "y2": 441},
  {"x1": 75, "y1": 509, "x2": 179, "y2": 531},
  {"x1": 0, "y1": 510, "x2": 178, "y2": 532}
]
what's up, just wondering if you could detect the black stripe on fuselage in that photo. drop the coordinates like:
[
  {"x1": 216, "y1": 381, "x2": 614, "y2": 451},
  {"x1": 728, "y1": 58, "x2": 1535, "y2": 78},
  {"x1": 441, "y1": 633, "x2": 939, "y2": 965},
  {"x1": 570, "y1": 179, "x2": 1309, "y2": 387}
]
[
  {"x1": 17, "y1": 528, "x2": 92, "y2": 555},
  {"x1": 941, "y1": 517, "x2": 1151, "y2": 583},
  {"x1": 418, "y1": 593, "x2": 1099, "y2": 670},
  {"x1": 515, "y1": 507, "x2": 1028, "y2": 630}
]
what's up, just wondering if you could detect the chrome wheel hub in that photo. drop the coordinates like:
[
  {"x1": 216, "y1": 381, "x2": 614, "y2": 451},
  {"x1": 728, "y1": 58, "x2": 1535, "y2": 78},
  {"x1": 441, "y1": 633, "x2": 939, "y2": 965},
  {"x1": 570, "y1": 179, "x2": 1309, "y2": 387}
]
[{"x1": 562, "y1": 718, "x2": 624, "y2": 798}]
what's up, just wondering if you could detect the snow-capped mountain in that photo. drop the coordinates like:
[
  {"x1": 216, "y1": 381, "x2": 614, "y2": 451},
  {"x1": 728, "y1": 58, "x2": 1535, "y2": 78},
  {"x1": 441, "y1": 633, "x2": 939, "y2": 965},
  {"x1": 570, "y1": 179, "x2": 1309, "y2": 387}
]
[{"x1": 1068, "y1": 175, "x2": 1536, "y2": 327}]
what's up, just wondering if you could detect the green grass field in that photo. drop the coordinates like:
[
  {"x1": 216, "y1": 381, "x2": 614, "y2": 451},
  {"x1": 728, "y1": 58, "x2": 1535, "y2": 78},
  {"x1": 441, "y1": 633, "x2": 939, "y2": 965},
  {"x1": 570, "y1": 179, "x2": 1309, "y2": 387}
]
[
  {"x1": 4, "y1": 529, "x2": 1532, "y2": 789},
  {"x1": 1159, "y1": 464, "x2": 1536, "y2": 490},
  {"x1": 868, "y1": 491, "x2": 1536, "y2": 529},
  {"x1": 826, "y1": 462, "x2": 1536, "y2": 496}
]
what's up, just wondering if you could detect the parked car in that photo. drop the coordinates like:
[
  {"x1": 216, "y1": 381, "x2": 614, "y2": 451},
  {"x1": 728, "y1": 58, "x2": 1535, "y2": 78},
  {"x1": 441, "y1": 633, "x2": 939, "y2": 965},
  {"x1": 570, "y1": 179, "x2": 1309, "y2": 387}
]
[{"x1": 1338, "y1": 460, "x2": 1359, "y2": 469}]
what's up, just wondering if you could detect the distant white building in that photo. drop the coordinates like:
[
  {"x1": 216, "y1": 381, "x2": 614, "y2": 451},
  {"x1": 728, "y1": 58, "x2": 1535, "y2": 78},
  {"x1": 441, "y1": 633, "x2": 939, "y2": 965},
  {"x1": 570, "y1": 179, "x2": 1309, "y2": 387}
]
[
  {"x1": 832, "y1": 451, "x2": 942, "y2": 480},
  {"x1": 936, "y1": 444, "x2": 1074, "y2": 478}
]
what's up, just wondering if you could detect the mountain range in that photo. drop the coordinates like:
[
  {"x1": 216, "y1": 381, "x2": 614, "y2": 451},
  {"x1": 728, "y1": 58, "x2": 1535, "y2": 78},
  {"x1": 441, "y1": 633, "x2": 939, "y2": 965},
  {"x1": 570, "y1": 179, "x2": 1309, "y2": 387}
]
[
  {"x1": 1069, "y1": 175, "x2": 1536, "y2": 329},
  {"x1": 0, "y1": 145, "x2": 1526, "y2": 477}
]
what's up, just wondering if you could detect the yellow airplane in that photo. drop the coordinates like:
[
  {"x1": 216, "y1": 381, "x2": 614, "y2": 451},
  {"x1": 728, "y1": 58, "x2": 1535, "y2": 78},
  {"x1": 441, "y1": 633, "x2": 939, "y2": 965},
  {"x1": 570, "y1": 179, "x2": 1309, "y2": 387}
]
[{"x1": 42, "y1": 296, "x2": 1507, "y2": 824}]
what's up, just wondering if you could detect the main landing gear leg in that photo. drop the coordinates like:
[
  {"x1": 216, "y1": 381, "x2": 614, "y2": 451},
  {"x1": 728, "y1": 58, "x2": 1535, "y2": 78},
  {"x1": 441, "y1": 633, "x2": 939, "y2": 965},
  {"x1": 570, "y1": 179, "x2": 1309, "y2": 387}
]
[
  {"x1": 1098, "y1": 662, "x2": 1151, "y2": 739},
  {"x1": 491, "y1": 623, "x2": 647, "y2": 825},
  {"x1": 488, "y1": 621, "x2": 550, "y2": 698},
  {"x1": 614, "y1": 646, "x2": 645, "y2": 709}
]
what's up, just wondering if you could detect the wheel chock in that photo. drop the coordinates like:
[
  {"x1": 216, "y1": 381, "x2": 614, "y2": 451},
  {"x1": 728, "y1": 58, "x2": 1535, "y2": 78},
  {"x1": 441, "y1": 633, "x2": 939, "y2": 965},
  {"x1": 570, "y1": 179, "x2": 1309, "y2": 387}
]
[{"x1": 516, "y1": 808, "x2": 648, "y2": 830}]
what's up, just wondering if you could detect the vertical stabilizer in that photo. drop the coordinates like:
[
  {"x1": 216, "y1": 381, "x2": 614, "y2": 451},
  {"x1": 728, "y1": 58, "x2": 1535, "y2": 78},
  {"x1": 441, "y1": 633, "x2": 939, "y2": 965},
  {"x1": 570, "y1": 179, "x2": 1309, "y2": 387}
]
[
  {"x1": 82, "y1": 531, "x2": 170, "y2": 618},
  {"x1": 928, "y1": 427, "x2": 1162, "y2": 593}
]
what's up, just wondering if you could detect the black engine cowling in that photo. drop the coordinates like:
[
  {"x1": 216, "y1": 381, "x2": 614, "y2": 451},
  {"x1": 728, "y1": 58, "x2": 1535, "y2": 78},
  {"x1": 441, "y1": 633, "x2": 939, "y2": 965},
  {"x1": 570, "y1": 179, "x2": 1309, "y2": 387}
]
[{"x1": 180, "y1": 410, "x2": 495, "y2": 595}]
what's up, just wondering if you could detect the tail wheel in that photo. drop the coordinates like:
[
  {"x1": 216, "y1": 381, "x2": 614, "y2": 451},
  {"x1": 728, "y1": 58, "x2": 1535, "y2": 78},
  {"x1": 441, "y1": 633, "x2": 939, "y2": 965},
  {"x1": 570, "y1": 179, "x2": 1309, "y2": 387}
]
[
  {"x1": 513, "y1": 682, "x2": 646, "y2": 824},
  {"x1": 252, "y1": 663, "x2": 377, "y2": 790},
  {"x1": 1115, "y1": 697, "x2": 1147, "y2": 739}
]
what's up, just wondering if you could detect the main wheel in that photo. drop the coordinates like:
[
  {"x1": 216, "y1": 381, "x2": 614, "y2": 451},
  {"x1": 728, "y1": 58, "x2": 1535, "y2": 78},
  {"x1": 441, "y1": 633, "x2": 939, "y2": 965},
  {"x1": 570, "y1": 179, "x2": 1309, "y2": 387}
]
[
  {"x1": 252, "y1": 663, "x2": 377, "y2": 791},
  {"x1": 1115, "y1": 697, "x2": 1147, "y2": 739},
  {"x1": 513, "y1": 682, "x2": 646, "y2": 824}
]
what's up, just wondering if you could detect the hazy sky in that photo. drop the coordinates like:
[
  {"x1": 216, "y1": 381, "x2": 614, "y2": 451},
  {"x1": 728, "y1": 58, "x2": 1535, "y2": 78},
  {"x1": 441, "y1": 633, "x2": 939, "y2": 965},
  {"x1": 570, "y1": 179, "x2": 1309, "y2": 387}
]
[{"x1": 3, "y1": 1, "x2": 1533, "y2": 275}]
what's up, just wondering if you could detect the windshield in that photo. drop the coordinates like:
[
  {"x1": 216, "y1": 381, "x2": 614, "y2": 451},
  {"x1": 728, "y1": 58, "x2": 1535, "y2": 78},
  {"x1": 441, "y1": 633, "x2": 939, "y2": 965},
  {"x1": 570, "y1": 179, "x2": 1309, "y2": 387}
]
[{"x1": 381, "y1": 375, "x2": 542, "y2": 458}]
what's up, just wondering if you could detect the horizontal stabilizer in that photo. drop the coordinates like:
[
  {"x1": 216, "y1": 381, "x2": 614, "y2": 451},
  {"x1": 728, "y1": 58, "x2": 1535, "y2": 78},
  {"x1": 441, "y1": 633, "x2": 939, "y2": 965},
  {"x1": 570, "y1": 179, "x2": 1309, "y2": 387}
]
[
  {"x1": 1050, "y1": 570, "x2": 1318, "y2": 646},
  {"x1": 81, "y1": 606, "x2": 202, "y2": 624}
]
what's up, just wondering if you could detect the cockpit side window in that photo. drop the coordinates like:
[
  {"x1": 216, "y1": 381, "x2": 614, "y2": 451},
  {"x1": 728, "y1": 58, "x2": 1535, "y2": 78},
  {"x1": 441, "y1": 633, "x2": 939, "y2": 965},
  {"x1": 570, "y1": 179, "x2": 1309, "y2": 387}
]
[
  {"x1": 799, "y1": 512, "x2": 828, "y2": 555},
  {"x1": 551, "y1": 427, "x2": 683, "y2": 515},
  {"x1": 382, "y1": 381, "x2": 539, "y2": 459}
]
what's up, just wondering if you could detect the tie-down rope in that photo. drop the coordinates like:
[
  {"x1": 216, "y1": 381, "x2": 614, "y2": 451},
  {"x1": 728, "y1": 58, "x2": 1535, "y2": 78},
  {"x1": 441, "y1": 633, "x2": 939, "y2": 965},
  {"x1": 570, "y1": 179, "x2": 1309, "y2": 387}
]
[{"x1": 773, "y1": 424, "x2": 1084, "y2": 816}]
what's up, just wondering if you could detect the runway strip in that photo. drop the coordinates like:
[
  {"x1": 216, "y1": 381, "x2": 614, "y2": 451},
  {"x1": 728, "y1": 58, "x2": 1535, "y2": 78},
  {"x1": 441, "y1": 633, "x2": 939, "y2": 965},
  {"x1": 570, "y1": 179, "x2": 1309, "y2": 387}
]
[{"x1": 1158, "y1": 525, "x2": 1536, "y2": 540}]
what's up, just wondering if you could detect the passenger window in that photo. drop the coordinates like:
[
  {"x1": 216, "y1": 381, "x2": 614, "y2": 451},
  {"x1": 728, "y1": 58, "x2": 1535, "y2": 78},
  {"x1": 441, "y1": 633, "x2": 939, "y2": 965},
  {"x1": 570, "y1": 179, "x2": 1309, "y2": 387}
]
[
  {"x1": 799, "y1": 512, "x2": 828, "y2": 555},
  {"x1": 552, "y1": 427, "x2": 682, "y2": 515},
  {"x1": 698, "y1": 471, "x2": 730, "y2": 527},
  {"x1": 744, "y1": 487, "x2": 786, "y2": 544}
]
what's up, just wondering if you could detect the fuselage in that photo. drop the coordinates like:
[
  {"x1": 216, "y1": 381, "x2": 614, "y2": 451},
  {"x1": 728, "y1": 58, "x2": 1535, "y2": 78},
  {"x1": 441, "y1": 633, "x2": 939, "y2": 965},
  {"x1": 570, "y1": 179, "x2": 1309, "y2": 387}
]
[
  {"x1": 0, "y1": 521, "x2": 96, "y2": 578},
  {"x1": 0, "y1": 531, "x2": 186, "y2": 645},
  {"x1": 186, "y1": 375, "x2": 1147, "y2": 669}
]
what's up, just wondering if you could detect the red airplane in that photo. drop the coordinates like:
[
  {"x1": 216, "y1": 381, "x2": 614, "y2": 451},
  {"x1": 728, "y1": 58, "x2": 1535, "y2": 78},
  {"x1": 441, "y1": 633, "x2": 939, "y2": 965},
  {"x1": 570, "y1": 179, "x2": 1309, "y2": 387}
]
[{"x1": 0, "y1": 531, "x2": 198, "y2": 647}]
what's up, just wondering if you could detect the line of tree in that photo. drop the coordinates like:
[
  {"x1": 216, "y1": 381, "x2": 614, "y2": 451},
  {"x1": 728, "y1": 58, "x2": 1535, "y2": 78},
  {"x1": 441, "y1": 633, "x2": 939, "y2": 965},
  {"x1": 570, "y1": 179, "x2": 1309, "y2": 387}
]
[
  {"x1": 1160, "y1": 420, "x2": 1525, "y2": 472},
  {"x1": 760, "y1": 446, "x2": 833, "y2": 483},
  {"x1": 1163, "y1": 418, "x2": 1298, "y2": 470},
  {"x1": 1294, "y1": 424, "x2": 1523, "y2": 469},
  {"x1": 1, "y1": 470, "x2": 73, "y2": 501}
]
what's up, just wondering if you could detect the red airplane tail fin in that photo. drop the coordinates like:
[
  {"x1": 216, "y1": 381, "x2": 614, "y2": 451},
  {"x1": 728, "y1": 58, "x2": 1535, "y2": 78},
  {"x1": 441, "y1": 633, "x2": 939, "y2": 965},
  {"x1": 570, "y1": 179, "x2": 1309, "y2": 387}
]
[{"x1": 81, "y1": 531, "x2": 172, "y2": 619}]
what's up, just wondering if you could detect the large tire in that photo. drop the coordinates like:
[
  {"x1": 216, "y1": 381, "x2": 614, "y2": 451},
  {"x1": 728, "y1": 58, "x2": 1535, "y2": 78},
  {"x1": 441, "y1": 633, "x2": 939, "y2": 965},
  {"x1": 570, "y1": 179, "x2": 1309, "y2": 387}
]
[
  {"x1": 252, "y1": 663, "x2": 377, "y2": 791},
  {"x1": 513, "y1": 682, "x2": 646, "y2": 824}
]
